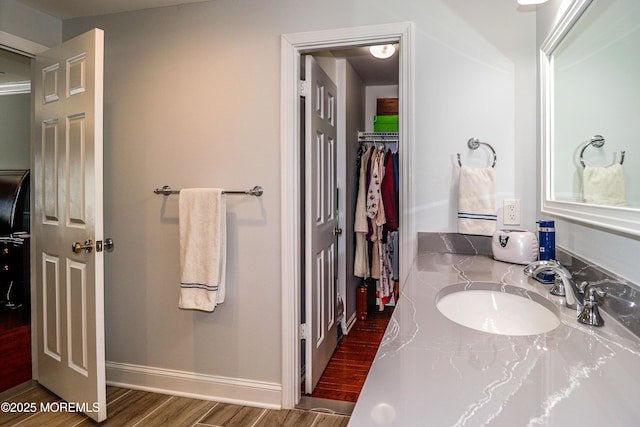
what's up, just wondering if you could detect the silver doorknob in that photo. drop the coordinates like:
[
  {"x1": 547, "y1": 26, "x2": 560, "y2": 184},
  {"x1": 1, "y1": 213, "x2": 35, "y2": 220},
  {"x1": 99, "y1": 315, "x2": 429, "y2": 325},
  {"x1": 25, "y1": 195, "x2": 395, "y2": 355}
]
[
  {"x1": 333, "y1": 227, "x2": 343, "y2": 236},
  {"x1": 72, "y1": 240, "x2": 94, "y2": 254}
]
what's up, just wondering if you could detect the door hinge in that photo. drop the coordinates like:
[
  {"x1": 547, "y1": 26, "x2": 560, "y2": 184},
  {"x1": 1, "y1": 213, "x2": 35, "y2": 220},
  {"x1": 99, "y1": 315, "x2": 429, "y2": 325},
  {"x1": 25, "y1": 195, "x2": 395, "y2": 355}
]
[
  {"x1": 298, "y1": 80, "x2": 309, "y2": 97},
  {"x1": 299, "y1": 323, "x2": 309, "y2": 339}
]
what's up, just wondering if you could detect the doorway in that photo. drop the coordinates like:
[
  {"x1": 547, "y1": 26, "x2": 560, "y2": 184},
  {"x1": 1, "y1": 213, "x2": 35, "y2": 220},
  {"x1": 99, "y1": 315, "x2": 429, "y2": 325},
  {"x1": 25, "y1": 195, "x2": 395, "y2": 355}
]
[
  {"x1": 300, "y1": 46, "x2": 399, "y2": 405},
  {"x1": 280, "y1": 22, "x2": 415, "y2": 410},
  {"x1": 0, "y1": 47, "x2": 32, "y2": 393}
]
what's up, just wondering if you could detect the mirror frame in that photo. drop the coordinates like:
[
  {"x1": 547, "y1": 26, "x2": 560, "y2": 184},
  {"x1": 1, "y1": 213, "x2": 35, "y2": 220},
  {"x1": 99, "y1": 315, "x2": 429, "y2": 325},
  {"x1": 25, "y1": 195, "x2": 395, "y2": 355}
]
[{"x1": 540, "y1": 0, "x2": 640, "y2": 237}]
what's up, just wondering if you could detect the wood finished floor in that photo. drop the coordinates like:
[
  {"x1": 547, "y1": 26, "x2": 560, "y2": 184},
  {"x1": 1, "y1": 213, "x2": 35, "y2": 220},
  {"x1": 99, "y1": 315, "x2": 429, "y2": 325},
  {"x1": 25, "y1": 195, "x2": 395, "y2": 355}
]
[
  {"x1": 305, "y1": 306, "x2": 393, "y2": 402},
  {"x1": 0, "y1": 382, "x2": 349, "y2": 427},
  {"x1": 0, "y1": 326, "x2": 31, "y2": 394},
  {"x1": 0, "y1": 306, "x2": 31, "y2": 394},
  {"x1": 0, "y1": 305, "x2": 392, "y2": 424}
]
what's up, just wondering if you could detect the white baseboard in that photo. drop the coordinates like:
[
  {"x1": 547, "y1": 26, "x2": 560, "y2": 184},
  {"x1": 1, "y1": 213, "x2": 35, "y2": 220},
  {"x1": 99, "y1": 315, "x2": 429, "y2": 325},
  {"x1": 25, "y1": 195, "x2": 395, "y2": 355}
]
[
  {"x1": 344, "y1": 311, "x2": 357, "y2": 334},
  {"x1": 106, "y1": 361, "x2": 282, "y2": 409}
]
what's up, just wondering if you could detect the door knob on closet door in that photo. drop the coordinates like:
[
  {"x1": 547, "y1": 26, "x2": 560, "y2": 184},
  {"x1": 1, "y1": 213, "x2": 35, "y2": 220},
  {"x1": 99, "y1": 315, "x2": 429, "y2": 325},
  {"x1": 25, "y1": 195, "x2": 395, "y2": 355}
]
[
  {"x1": 333, "y1": 227, "x2": 343, "y2": 236},
  {"x1": 72, "y1": 240, "x2": 94, "y2": 254},
  {"x1": 72, "y1": 238, "x2": 115, "y2": 254}
]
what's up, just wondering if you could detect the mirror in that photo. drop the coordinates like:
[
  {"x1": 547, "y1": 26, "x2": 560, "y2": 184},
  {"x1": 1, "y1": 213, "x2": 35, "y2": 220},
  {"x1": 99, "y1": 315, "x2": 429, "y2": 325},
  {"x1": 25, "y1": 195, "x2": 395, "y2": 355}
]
[{"x1": 540, "y1": 0, "x2": 640, "y2": 236}]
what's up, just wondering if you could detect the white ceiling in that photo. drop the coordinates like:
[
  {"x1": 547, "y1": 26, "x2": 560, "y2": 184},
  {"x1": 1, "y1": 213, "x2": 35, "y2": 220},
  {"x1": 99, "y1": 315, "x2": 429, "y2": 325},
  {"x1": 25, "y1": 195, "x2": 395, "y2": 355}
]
[
  {"x1": 329, "y1": 45, "x2": 399, "y2": 86},
  {"x1": 3, "y1": 1, "x2": 398, "y2": 86}
]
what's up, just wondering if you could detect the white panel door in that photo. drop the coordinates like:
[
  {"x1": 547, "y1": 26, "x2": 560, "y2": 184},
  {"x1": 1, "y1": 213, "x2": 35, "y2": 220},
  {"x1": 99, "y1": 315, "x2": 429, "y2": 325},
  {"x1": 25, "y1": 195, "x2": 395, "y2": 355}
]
[
  {"x1": 33, "y1": 29, "x2": 106, "y2": 422},
  {"x1": 304, "y1": 55, "x2": 339, "y2": 393}
]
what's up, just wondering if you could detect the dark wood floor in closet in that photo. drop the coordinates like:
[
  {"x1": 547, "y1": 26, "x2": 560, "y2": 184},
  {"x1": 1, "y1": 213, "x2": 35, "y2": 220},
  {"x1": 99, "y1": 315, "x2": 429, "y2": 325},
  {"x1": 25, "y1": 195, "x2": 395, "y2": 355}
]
[{"x1": 305, "y1": 306, "x2": 393, "y2": 403}]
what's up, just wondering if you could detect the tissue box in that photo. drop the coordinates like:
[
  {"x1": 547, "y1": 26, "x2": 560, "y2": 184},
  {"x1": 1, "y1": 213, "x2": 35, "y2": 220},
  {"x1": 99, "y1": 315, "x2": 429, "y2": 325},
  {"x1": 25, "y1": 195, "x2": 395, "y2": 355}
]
[{"x1": 374, "y1": 115, "x2": 399, "y2": 132}]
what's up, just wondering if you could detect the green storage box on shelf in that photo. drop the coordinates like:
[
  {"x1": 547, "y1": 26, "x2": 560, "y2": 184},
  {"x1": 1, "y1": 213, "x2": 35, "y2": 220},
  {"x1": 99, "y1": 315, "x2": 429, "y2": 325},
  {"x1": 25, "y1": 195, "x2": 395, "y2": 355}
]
[{"x1": 374, "y1": 115, "x2": 399, "y2": 132}]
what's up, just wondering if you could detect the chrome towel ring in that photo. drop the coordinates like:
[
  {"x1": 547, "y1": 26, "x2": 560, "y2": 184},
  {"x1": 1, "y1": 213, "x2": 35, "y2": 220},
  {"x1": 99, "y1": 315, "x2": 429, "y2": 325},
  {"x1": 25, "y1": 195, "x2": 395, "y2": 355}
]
[
  {"x1": 457, "y1": 138, "x2": 497, "y2": 168},
  {"x1": 579, "y1": 135, "x2": 625, "y2": 168}
]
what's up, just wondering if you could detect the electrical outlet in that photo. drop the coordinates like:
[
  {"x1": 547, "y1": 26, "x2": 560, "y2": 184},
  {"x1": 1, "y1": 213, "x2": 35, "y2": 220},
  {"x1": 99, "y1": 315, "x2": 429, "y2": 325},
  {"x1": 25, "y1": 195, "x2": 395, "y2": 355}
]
[{"x1": 504, "y1": 199, "x2": 520, "y2": 225}]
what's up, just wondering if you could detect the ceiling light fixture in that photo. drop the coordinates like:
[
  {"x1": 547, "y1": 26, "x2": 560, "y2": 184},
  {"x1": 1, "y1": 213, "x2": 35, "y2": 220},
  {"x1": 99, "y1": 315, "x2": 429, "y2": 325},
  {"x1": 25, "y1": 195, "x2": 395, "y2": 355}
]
[{"x1": 369, "y1": 44, "x2": 396, "y2": 59}]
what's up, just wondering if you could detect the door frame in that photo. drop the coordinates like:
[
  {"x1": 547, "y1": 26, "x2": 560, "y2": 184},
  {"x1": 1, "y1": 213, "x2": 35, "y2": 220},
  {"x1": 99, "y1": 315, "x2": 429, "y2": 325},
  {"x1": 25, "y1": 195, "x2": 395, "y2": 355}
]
[
  {"x1": 280, "y1": 22, "x2": 415, "y2": 408},
  {"x1": 0, "y1": 31, "x2": 48, "y2": 58}
]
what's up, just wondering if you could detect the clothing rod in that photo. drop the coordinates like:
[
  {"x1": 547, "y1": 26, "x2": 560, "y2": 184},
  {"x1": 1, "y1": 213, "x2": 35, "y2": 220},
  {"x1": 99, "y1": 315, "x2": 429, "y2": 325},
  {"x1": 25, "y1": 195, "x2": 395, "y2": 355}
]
[{"x1": 153, "y1": 185, "x2": 263, "y2": 197}]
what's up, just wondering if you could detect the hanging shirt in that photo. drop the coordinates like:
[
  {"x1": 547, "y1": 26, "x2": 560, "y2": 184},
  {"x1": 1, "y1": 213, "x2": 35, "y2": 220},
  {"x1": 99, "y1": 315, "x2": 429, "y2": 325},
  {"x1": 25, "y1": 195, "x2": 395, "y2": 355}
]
[
  {"x1": 381, "y1": 150, "x2": 398, "y2": 231},
  {"x1": 374, "y1": 150, "x2": 387, "y2": 228},
  {"x1": 366, "y1": 149, "x2": 382, "y2": 220},
  {"x1": 354, "y1": 147, "x2": 373, "y2": 278}
]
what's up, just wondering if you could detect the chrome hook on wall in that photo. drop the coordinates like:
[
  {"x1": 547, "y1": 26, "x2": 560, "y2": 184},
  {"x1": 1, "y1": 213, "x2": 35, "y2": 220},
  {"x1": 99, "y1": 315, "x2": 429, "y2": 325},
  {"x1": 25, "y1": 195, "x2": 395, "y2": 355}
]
[{"x1": 457, "y1": 137, "x2": 497, "y2": 168}]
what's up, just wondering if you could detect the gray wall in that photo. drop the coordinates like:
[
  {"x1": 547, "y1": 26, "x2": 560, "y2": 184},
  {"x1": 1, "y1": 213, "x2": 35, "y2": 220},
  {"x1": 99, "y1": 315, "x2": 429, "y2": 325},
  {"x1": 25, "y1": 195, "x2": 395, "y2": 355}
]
[
  {"x1": 0, "y1": 93, "x2": 30, "y2": 169},
  {"x1": 537, "y1": 0, "x2": 640, "y2": 284},
  {"x1": 59, "y1": 0, "x2": 536, "y2": 404},
  {"x1": 0, "y1": 0, "x2": 61, "y2": 47}
]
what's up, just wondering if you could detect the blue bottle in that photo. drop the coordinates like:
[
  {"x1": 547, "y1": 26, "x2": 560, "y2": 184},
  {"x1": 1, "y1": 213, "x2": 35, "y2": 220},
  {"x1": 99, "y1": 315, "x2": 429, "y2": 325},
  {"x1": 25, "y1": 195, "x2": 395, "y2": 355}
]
[{"x1": 537, "y1": 220, "x2": 555, "y2": 284}]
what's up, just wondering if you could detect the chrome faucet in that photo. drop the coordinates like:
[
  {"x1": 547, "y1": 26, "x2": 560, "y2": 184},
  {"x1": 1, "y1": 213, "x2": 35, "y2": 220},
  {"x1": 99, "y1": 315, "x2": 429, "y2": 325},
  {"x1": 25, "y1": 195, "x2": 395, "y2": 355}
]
[
  {"x1": 523, "y1": 260, "x2": 584, "y2": 309},
  {"x1": 577, "y1": 282, "x2": 607, "y2": 327},
  {"x1": 524, "y1": 260, "x2": 607, "y2": 326}
]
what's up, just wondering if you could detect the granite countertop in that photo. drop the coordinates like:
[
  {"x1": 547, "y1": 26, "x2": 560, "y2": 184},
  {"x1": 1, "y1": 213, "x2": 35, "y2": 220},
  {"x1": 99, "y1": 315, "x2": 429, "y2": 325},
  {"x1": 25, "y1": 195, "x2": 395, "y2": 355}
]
[{"x1": 349, "y1": 250, "x2": 640, "y2": 426}]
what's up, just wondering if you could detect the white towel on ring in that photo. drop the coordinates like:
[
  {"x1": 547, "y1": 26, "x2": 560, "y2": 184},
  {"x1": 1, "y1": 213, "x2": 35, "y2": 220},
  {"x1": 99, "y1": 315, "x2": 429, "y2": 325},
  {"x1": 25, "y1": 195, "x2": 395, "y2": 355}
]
[
  {"x1": 583, "y1": 164, "x2": 626, "y2": 206},
  {"x1": 178, "y1": 188, "x2": 226, "y2": 312},
  {"x1": 457, "y1": 166, "x2": 497, "y2": 236}
]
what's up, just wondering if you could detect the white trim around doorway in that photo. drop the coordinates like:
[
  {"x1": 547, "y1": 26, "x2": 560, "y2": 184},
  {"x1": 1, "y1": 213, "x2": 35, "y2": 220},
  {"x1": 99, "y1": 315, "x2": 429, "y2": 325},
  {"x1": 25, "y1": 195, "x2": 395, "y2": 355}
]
[
  {"x1": 0, "y1": 30, "x2": 48, "y2": 57},
  {"x1": 0, "y1": 33, "x2": 46, "y2": 95},
  {"x1": 280, "y1": 21, "x2": 415, "y2": 409}
]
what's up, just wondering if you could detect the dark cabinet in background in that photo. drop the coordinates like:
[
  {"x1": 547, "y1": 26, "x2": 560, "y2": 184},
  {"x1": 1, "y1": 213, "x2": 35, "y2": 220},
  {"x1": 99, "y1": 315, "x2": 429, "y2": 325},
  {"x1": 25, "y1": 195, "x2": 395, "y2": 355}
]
[
  {"x1": 0, "y1": 169, "x2": 30, "y2": 324},
  {"x1": 0, "y1": 237, "x2": 29, "y2": 317}
]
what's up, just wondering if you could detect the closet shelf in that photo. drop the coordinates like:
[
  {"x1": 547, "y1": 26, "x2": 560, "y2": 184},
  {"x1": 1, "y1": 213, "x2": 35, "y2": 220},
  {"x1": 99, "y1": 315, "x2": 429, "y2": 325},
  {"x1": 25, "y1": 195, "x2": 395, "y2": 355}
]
[{"x1": 358, "y1": 131, "x2": 399, "y2": 143}]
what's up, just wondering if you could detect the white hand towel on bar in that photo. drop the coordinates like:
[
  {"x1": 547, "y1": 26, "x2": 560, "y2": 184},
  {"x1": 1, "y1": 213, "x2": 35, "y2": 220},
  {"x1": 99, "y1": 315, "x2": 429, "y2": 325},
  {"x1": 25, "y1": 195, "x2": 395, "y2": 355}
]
[
  {"x1": 457, "y1": 166, "x2": 497, "y2": 236},
  {"x1": 178, "y1": 188, "x2": 226, "y2": 312},
  {"x1": 583, "y1": 164, "x2": 626, "y2": 206}
]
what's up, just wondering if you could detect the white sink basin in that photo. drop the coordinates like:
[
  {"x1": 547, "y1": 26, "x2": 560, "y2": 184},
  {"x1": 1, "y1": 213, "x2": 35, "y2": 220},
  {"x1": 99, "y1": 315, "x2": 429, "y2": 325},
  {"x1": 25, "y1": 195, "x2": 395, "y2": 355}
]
[{"x1": 436, "y1": 282, "x2": 561, "y2": 336}]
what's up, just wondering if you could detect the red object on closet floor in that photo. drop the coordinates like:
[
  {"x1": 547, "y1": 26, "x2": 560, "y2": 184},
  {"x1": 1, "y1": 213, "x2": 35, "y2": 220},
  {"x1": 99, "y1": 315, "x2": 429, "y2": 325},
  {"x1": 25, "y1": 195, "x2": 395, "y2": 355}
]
[{"x1": 357, "y1": 284, "x2": 367, "y2": 321}]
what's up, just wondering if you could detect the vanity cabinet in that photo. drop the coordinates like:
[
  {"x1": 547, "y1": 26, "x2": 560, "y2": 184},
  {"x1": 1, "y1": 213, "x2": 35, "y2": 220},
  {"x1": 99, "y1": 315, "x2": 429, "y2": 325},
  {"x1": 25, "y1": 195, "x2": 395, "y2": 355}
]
[{"x1": 349, "y1": 234, "x2": 640, "y2": 426}]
